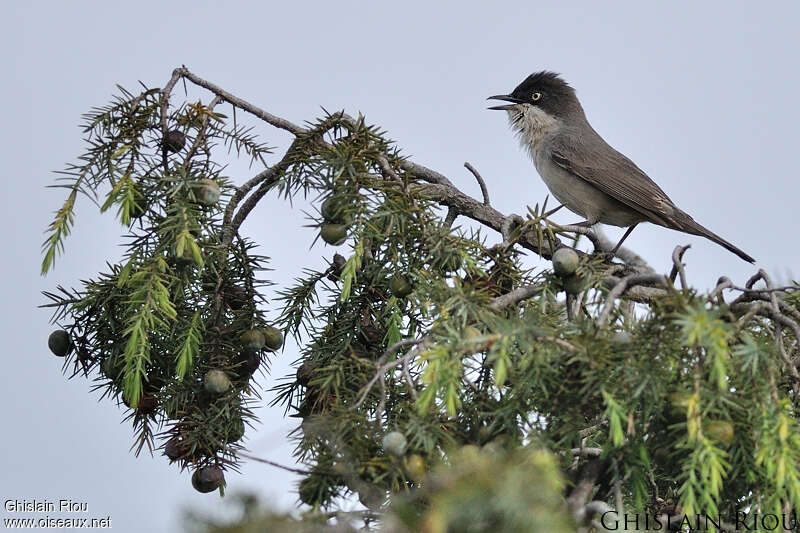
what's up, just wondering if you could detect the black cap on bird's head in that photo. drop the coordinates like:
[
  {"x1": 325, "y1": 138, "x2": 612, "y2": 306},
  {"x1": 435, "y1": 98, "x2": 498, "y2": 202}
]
[{"x1": 488, "y1": 71, "x2": 582, "y2": 118}]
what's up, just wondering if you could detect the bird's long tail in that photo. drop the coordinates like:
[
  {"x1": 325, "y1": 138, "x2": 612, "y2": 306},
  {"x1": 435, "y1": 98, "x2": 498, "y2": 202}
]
[{"x1": 672, "y1": 211, "x2": 755, "y2": 263}]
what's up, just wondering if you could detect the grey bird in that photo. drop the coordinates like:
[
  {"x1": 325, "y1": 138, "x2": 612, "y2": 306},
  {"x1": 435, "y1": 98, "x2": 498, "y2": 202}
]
[{"x1": 488, "y1": 71, "x2": 755, "y2": 263}]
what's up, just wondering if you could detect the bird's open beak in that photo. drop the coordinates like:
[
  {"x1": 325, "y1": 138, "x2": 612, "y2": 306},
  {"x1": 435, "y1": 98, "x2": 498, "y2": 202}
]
[{"x1": 487, "y1": 94, "x2": 523, "y2": 110}]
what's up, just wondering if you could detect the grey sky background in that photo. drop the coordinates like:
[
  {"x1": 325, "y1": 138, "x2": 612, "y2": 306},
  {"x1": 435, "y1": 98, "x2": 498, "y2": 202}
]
[{"x1": 4, "y1": 1, "x2": 799, "y2": 531}]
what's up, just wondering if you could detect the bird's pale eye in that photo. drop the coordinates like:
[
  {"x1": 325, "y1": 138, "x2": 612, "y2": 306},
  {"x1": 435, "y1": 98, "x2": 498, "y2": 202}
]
[{"x1": 531, "y1": 92, "x2": 542, "y2": 102}]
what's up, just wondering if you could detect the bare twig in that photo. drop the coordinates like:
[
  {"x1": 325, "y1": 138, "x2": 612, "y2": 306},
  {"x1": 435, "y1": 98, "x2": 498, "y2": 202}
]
[
  {"x1": 744, "y1": 271, "x2": 800, "y2": 353},
  {"x1": 566, "y1": 293, "x2": 575, "y2": 321},
  {"x1": 222, "y1": 142, "x2": 299, "y2": 246},
  {"x1": 401, "y1": 160, "x2": 455, "y2": 187},
  {"x1": 239, "y1": 452, "x2": 315, "y2": 476},
  {"x1": 736, "y1": 285, "x2": 799, "y2": 294},
  {"x1": 177, "y1": 67, "x2": 305, "y2": 135},
  {"x1": 158, "y1": 69, "x2": 184, "y2": 172},
  {"x1": 711, "y1": 276, "x2": 734, "y2": 304},
  {"x1": 354, "y1": 338, "x2": 426, "y2": 410},
  {"x1": 750, "y1": 269, "x2": 782, "y2": 312},
  {"x1": 375, "y1": 152, "x2": 402, "y2": 182},
  {"x1": 731, "y1": 291, "x2": 800, "y2": 324},
  {"x1": 602, "y1": 276, "x2": 668, "y2": 304},
  {"x1": 489, "y1": 284, "x2": 542, "y2": 310},
  {"x1": 732, "y1": 301, "x2": 800, "y2": 359},
  {"x1": 401, "y1": 356, "x2": 419, "y2": 401},
  {"x1": 598, "y1": 273, "x2": 668, "y2": 327},
  {"x1": 570, "y1": 447, "x2": 603, "y2": 457},
  {"x1": 377, "y1": 338, "x2": 425, "y2": 367},
  {"x1": 464, "y1": 162, "x2": 490, "y2": 206},
  {"x1": 669, "y1": 244, "x2": 690, "y2": 289},
  {"x1": 444, "y1": 207, "x2": 458, "y2": 228},
  {"x1": 376, "y1": 372, "x2": 387, "y2": 420},
  {"x1": 159, "y1": 69, "x2": 184, "y2": 135}
]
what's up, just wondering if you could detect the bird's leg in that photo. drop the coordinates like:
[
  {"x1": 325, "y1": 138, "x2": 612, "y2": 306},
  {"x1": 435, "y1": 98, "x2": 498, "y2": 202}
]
[{"x1": 610, "y1": 224, "x2": 639, "y2": 256}]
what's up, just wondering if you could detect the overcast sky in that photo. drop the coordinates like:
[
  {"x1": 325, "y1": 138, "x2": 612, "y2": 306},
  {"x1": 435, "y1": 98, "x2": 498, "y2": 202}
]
[{"x1": 4, "y1": 1, "x2": 799, "y2": 531}]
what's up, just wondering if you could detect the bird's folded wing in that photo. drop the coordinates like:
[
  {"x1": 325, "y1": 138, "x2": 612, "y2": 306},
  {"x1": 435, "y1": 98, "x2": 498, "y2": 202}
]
[{"x1": 549, "y1": 132, "x2": 677, "y2": 227}]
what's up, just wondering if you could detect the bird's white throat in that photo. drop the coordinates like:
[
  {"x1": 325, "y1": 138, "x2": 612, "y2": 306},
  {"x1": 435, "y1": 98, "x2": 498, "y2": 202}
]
[{"x1": 507, "y1": 105, "x2": 561, "y2": 159}]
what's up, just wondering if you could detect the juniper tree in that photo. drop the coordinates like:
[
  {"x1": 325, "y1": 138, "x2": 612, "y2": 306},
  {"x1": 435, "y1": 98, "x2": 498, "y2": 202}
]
[{"x1": 42, "y1": 67, "x2": 800, "y2": 533}]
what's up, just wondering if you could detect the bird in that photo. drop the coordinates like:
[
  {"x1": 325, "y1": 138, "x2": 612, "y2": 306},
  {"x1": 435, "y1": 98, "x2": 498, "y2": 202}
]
[{"x1": 488, "y1": 71, "x2": 755, "y2": 263}]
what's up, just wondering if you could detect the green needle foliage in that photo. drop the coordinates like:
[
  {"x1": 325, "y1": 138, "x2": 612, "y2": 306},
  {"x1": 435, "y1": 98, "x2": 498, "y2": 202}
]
[{"x1": 42, "y1": 72, "x2": 800, "y2": 532}]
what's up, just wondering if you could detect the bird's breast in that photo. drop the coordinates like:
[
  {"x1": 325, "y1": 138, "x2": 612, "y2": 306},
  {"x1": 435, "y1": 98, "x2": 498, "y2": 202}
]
[{"x1": 508, "y1": 106, "x2": 560, "y2": 156}]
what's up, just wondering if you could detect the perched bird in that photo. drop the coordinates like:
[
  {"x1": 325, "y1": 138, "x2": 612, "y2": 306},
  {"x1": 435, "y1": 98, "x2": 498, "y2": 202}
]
[{"x1": 488, "y1": 71, "x2": 755, "y2": 263}]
